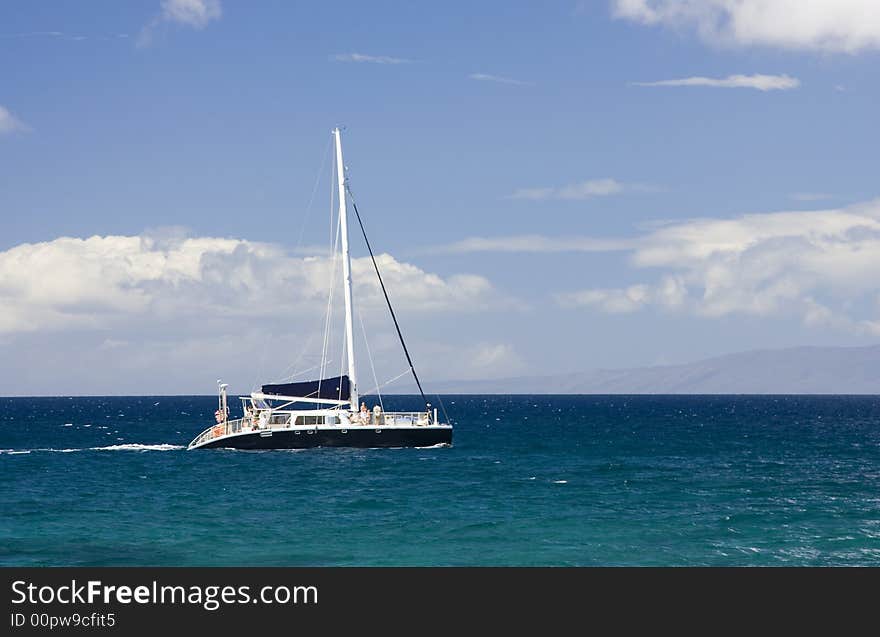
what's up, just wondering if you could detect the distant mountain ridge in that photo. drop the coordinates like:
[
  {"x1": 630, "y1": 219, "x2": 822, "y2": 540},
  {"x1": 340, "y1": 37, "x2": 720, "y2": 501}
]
[{"x1": 409, "y1": 345, "x2": 880, "y2": 394}]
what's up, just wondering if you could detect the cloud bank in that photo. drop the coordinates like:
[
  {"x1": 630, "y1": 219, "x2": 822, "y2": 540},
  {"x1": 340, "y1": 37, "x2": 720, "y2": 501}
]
[
  {"x1": 612, "y1": 0, "x2": 880, "y2": 53},
  {"x1": 557, "y1": 199, "x2": 880, "y2": 335},
  {"x1": 0, "y1": 234, "x2": 501, "y2": 335},
  {"x1": 0, "y1": 233, "x2": 521, "y2": 393}
]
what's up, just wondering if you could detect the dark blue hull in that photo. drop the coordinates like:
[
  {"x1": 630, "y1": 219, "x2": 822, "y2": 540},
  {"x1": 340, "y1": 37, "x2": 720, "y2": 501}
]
[{"x1": 194, "y1": 426, "x2": 452, "y2": 450}]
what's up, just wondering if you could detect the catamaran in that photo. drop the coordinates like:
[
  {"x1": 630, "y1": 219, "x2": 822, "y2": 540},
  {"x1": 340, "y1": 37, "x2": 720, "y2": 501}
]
[{"x1": 188, "y1": 128, "x2": 452, "y2": 450}]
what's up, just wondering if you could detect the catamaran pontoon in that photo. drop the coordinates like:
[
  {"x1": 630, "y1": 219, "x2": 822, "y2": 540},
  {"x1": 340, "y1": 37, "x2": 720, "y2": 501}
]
[{"x1": 187, "y1": 129, "x2": 452, "y2": 450}]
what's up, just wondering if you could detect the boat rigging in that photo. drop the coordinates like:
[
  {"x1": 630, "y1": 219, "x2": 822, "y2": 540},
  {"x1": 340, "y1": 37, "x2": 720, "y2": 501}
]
[{"x1": 188, "y1": 128, "x2": 452, "y2": 450}]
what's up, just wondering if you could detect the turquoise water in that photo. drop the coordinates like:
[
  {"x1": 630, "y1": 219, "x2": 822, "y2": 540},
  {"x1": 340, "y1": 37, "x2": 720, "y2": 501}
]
[{"x1": 2, "y1": 395, "x2": 879, "y2": 566}]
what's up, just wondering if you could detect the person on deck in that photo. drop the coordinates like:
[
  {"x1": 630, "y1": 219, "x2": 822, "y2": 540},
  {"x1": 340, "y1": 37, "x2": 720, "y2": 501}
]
[{"x1": 359, "y1": 402, "x2": 370, "y2": 425}]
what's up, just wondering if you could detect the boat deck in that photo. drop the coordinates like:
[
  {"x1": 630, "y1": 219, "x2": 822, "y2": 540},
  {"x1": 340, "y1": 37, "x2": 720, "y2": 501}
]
[{"x1": 188, "y1": 411, "x2": 450, "y2": 450}]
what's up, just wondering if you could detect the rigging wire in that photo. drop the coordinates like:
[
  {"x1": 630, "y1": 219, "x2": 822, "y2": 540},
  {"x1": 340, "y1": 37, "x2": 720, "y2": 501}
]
[
  {"x1": 319, "y1": 161, "x2": 342, "y2": 398},
  {"x1": 250, "y1": 334, "x2": 272, "y2": 393},
  {"x1": 293, "y1": 137, "x2": 333, "y2": 254},
  {"x1": 275, "y1": 332, "x2": 318, "y2": 382},
  {"x1": 263, "y1": 138, "x2": 333, "y2": 389},
  {"x1": 276, "y1": 358, "x2": 332, "y2": 383},
  {"x1": 319, "y1": 149, "x2": 337, "y2": 386},
  {"x1": 360, "y1": 367, "x2": 412, "y2": 397},
  {"x1": 435, "y1": 392, "x2": 452, "y2": 426},
  {"x1": 345, "y1": 184, "x2": 430, "y2": 411},
  {"x1": 357, "y1": 308, "x2": 384, "y2": 413}
]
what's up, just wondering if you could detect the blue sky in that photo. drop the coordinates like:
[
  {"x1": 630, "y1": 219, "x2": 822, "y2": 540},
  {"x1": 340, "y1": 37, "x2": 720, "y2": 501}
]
[{"x1": 2, "y1": 1, "x2": 880, "y2": 394}]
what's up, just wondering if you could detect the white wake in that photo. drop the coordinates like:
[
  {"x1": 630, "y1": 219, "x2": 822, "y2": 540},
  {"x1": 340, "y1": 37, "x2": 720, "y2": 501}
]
[{"x1": 1, "y1": 443, "x2": 184, "y2": 454}]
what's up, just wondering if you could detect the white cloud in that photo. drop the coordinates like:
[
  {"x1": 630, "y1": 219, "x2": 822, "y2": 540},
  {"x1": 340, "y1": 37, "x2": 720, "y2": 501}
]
[
  {"x1": 558, "y1": 285, "x2": 651, "y2": 313},
  {"x1": 611, "y1": 0, "x2": 880, "y2": 53},
  {"x1": 0, "y1": 234, "x2": 504, "y2": 335},
  {"x1": 468, "y1": 73, "x2": 532, "y2": 86},
  {"x1": 0, "y1": 105, "x2": 29, "y2": 135},
  {"x1": 631, "y1": 74, "x2": 800, "y2": 91},
  {"x1": 508, "y1": 178, "x2": 625, "y2": 200},
  {"x1": 333, "y1": 53, "x2": 412, "y2": 64},
  {"x1": 139, "y1": 0, "x2": 222, "y2": 46},
  {"x1": 558, "y1": 199, "x2": 880, "y2": 334},
  {"x1": 0, "y1": 233, "x2": 523, "y2": 393},
  {"x1": 557, "y1": 278, "x2": 687, "y2": 313},
  {"x1": 161, "y1": 0, "x2": 222, "y2": 28}
]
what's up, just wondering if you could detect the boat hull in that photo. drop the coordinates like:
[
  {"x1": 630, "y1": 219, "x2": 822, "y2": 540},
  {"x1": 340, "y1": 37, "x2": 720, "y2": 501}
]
[{"x1": 191, "y1": 426, "x2": 452, "y2": 450}]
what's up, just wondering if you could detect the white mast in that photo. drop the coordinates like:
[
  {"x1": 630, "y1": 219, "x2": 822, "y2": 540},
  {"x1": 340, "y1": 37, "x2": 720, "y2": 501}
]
[{"x1": 333, "y1": 127, "x2": 358, "y2": 410}]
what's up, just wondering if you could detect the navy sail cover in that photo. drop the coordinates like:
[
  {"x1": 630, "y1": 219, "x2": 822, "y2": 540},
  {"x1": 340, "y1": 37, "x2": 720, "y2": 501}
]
[{"x1": 261, "y1": 375, "x2": 350, "y2": 401}]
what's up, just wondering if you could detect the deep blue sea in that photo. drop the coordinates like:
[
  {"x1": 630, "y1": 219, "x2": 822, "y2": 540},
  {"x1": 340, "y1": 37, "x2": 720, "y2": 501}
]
[{"x1": 2, "y1": 395, "x2": 880, "y2": 566}]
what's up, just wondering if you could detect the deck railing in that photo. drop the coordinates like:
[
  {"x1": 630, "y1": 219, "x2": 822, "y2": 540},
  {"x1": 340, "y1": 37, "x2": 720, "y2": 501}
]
[{"x1": 188, "y1": 418, "x2": 246, "y2": 448}]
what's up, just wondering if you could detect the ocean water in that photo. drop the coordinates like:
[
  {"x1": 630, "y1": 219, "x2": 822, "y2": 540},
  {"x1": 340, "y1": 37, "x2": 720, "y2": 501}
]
[{"x1": 2, "y1": 395, "x2": 879, "y2": 566}]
